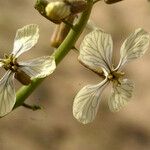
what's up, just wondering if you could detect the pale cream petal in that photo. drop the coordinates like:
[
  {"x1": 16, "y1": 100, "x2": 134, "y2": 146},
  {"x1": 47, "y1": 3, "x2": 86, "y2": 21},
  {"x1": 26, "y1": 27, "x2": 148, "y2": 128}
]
[
  {"x1": 117, "y1": 28, "x2": 150, "y2": 70},
  {"x1": 18, "y1": 56, "x2": 56, "y2": 79},
  {"x1": 79, "y1": 29, "x2": 113, "y2": 73},
  {"x1": 0, "y1": 71, "x2": 15, "y2": 117},
  {"x1": 12, "y1": 24, "x2": 39, "y2": 58},
  {"x1": 0, "y1": 62, "x2": 4, "y2": 67},
  {"x1": 73, "y1": 78, "x2": 109, "y2": 124},
  {"x1": 108, "y1": 79, "x2": 134, "y2": 112}
]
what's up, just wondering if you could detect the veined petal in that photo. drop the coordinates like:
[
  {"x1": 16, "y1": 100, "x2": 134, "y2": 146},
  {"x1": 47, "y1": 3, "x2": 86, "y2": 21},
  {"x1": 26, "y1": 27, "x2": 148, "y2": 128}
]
[
  {"x1": 79, "y1": 29, "x2": 113, "y2": 74},
  {"x1": 0, "y1": 71, "x2": 15, "y2": 117},
  {"x1": 108, "y1": 79, "x2": 134, "y2": 112},
  {"x1": 12, "y1": 24, "x2": 39, "y2": 58},
  {"x1": 73, "y1": 78, "x2": 109, "y2": 124},
  {"x1": 117, "y1": 28, "x2": 150, "y2": 70},
  {"x1": 18, "y1": 56, "x2": 56, "y2": 79}
]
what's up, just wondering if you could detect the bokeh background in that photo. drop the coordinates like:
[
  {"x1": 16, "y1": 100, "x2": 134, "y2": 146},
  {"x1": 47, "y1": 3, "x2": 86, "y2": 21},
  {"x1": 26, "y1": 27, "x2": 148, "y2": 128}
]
[{"x1": 0, "y1": 0, "x2": 150, "y2": 150}]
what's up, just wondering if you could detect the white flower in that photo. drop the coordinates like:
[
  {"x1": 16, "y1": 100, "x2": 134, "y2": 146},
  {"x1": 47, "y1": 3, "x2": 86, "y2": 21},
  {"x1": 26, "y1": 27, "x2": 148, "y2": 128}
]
[
  {"x1": 73, "y1": 28, "x2": 150, "y2": 124},
  {"x1": 0, "y1": 24, "x2": 56, "y2": 117}
]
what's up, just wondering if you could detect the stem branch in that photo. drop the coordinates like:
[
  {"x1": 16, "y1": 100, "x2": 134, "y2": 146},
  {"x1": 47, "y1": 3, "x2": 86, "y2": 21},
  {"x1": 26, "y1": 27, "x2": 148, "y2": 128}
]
[{"x1": 14, "y1": 0, "x2": 93, "y2": 109}]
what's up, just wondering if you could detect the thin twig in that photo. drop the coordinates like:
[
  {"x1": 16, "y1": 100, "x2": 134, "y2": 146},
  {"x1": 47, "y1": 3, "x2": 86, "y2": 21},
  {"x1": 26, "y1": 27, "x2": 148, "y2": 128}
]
[{"x1": 22, "y1": 103, "x2": 42, "y2": 111}]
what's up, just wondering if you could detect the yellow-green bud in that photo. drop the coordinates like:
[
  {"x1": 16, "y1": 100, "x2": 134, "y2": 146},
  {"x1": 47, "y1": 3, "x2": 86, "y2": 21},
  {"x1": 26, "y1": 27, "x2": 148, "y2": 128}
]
[{"x1": 45, "y1": 1, "x2": 71, "y2": 24}]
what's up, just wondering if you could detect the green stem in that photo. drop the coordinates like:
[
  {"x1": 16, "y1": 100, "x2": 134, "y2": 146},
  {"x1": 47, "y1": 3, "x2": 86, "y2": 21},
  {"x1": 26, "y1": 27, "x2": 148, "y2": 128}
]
[{"x1": 14, "y1": 0, "x2": 93, "y2": 109}]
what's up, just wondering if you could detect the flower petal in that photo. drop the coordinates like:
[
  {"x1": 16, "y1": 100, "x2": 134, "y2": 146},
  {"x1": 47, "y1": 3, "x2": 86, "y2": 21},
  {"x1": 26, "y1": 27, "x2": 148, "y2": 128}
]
[
  {"x1": 108, "y1": 79, "x2": 134, "y2": 112},
  {"x1": 79, "y1": 29, "x2": 113, "y2": 74},
  {"x1": 0, "y1": 62, "x2": 4, "y2": 67},
  {"x1": 117, "y1": 28, "x2": 150, "y2": 70},
  {"x1": 12, "y1": 24, "x2": 39, "y2": 58},
  {"x1": 18, "y1": 56, "x2": 56, "y2": 79},
  {"x1": 73, "y1": 78, "x2": 109, "y2": 124},
  {"x1": 0, "y1": 71, "x2": 15, "y2": 117}
]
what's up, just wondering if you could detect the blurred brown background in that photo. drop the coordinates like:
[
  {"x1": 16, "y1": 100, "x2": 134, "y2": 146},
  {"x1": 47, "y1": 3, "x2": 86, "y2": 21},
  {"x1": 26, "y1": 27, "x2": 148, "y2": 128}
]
[{"x1": 0, "y1": 0, "x2": 150, "y2": 150}]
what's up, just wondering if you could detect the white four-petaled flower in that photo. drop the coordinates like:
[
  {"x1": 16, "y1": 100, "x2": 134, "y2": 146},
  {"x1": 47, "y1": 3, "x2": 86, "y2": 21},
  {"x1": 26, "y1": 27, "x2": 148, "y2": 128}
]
[
  {"x1": 73, "y1": 28, "x2": 150, "y2": 124},
  {"x1": 0, "y1": 24, "x2": 56, "y2": 117}
]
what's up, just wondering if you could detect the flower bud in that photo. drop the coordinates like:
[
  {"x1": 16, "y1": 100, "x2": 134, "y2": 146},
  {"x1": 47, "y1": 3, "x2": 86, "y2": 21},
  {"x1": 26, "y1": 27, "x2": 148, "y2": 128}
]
[
  {"x1": 45, "y1": 0, "x2": 87, "y2": 24},
  {"x1": 66, "y1": 0, "x2": 87, "y2": 14},
  {"x1": 50, "y1": 16, "x2": 75, "y2": 47},
  {"x1": 45, "y1": 1, "x2": 71, "y2": 24}
]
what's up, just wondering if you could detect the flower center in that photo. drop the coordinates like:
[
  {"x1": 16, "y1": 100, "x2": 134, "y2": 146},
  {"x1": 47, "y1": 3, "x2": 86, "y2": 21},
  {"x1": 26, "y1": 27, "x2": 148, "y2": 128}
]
[
  {"x1": 2, "y1": 54, "x2": 19, "y2": 72},
  {"x1": 107, "y1": 70, "x2": 124, "y2": 82}
]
